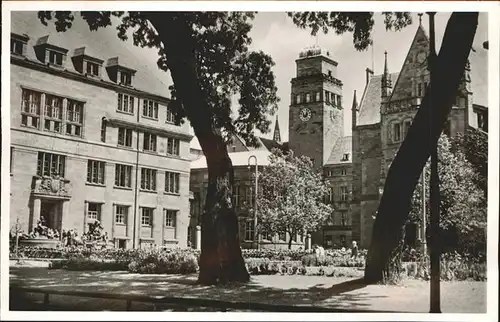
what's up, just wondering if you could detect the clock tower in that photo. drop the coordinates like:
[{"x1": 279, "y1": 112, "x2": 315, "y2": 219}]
[{"x1": 288, "y1": 46, "x2": 344, "y2": 168}]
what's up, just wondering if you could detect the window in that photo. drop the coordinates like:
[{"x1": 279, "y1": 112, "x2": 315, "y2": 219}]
[
  {"x1": 143, "y1": 132, "x2": 157, "y2": 152},
  {"x1": 417, "y1": 83, "x2": 423, "y2": 97},
  {"x1": 477, "y1": 113, "x2": 485, "y2": 130},
  {"x1": 393, "y1": 123, "x2": 401, "y2": 142},
  {"x1": 44, "y1": 94, "x2": 63, "y2": 133},
  {"x1": 342, "y1": 153, "x2": 350, "y2": 161},
  {"x1": 115, "y1": 164, "x2": 132, "y2": 188},
  {"x1": 11, "y1": 39, "x2": 24, "y2": 55},
  {"x1": 295, "y1": 94, "x2": 301, "y2": 104},
  {"x1": 141, "y1": 207, "x2": 154, "y2": 226},
  {"x1": 37, "y1": 152, "x2": 65, "y2": 177},
  {"x1": 244, "y1": 220, "x2": 255, "y2": 241},
  {"x1": 86, "y1": 61, "x2": 99, "y2": 76},
  {"x1": 100, "y1": 117, "x2": 107, "y2": 142},
  {"x1": 118, "y1": 128, "x2": 133, "y2": 147},
  {"x1": 117, "y1": 93, "x2": 135, "y2": 114},
  {"x1": 166, "y1": 106, "x2": 176, "y2": 124},
  {"x1": 120, "y1": 71, "x2": 132, "y2": 86},
  {"x1": 305, "y1": 93, "x2": 311, "y2": 103},
  {"x1": 87, "y1": 160, "x2": 105, "y2": 185},
  {"x1": 340, "y1": 235, "x2": 347, "y2": 247},
  {"x1": 340, "y1": 186, "x2": 349, "y2": 201},
  {"x1": 315, "y1": 92, "x2": 321, "y2": 102},
  {"x1": 166, "y1": 137, "x2": 180, "y2": 155},
  {"x1": 165, "y1": 171, "x2": 180, "y2": 194},
  {"x1": 142, "y1": 99, "x2": 159, "y2": 119},
  {"x1": 340, "y1": 211, "x2": 348, "y2": 226},
  {"x1": 233, "y1": 185, "x2": 240, "y2": 207},
  {"x1": 87, "y1": 203, "x2": 101, "y2": 221},
  {"x1": 340, "y1": 168, "x2": 347, "y2": 176},
  {"x1": 336, "y1": 95, "x2": 342, "y2": 107},
  {"x1": 326, "y1": 187, "x2": 334, "y2": 203},
  {"x1": 324, "y1": 91, "x2": 330, "y2": 103},
  {"x1": 66, "y1": 99, "x2": 84, "y2": 137},
  {"x1": 48, "y1": 50, "x2": 63, "y2": 66},
  {"x1": 21, "y1": 89, "x2": 41, "y2": 128},
  {"x1": 278, "y1": 232, "x2": 286, "y2": 241},
  {"x1": 115, "y1": 205, "x2": 128, "y2": 224},
  {"x1": 164, "y1": 209, "x2": 177, "y2": 227},
  {"x1": 141, "y1": 168, "x2": 157, "y2": 191},
  {"x1": 403, "y1": 120, "x2": 412, "y2": 137}
]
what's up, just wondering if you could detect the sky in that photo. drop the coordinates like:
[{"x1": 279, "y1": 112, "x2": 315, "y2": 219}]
[
  {"x1": 120, "y1": 12, "x2": 488, "y2": 144},
  {"x1": 248, "y1": 12, "x2": 489, "y2": 141}
]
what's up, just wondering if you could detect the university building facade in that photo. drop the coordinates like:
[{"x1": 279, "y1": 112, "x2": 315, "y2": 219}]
[{"x1": 9, "y1": 13, "x2": 192, "y2": 249}]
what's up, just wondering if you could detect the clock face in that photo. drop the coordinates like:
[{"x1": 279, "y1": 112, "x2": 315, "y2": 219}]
[
  {"x1": 416, "y1": 51, "x2": 426, "y2": 63},
  {"x1": 299, "y1": 108, "x2": 312, "y2": 122}
]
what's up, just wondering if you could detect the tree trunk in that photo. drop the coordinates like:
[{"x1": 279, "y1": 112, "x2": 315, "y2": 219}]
[
  {"x1": 146, "y1": 13, "x2": 249, "y2": 285},
  {"x1": 288, "y1": 233, "x2": 293, "y2": 250},
  {"x1": 364, "y1": 13, "x2": 478, "y2": 284},
  {"x1": 382, "y1": 225, "x2": 406, "y2": 284}
]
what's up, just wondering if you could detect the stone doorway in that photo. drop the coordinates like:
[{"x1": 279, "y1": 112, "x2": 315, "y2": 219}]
[{"x1": 40, "y1": 200, "x2": 62, "y2": 231}]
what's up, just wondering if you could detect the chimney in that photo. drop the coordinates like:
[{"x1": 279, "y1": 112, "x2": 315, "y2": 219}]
[{"x1": 365, "y1": 68, "x2": 374, "y2": 85}]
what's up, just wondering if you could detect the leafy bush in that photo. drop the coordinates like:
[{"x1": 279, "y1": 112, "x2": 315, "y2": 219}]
[
  {"x1": 301, "y1": 254, "x2": 365, "y2": 267},
  {"x1": 128, "y1": 248, "x2": 198, "y2": 274}
]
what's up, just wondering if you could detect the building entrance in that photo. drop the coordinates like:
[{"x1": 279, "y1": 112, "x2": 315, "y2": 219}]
[{"x1": 40, "y1": 200, "x2": 62, "y2": 231}]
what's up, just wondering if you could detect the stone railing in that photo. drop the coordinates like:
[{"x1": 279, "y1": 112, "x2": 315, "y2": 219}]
[{"x1": 32, "y1": 176, "x2": 71, "y2": 198}]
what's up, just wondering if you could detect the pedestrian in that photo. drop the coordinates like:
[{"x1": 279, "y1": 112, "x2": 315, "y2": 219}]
[{"x1": 351, "y1": 240, "x2": 358, "y2": 258}]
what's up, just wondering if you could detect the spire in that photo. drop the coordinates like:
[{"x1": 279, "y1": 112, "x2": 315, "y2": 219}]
[
  {"x1": 351, "y1": 90, "x2": 358, "y2": 129},
  {"x1": 273, "y1": 115, "x2": 282, "y2": 143},
  {"x1": 381, "y1": 51, "x2": 392, "y2": 98},
  {"x1": 418, "y1": 13, "x2": 423, "y2": 26}
]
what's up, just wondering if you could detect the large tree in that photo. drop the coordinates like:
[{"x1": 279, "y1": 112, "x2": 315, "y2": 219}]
[
  {"x1": 289, "y1": 12, "x2": 479, "y2": 283},
  {"x1": 38, "y1": 11, "x2": 280, "y2": 284},
  {"x1": 257, "y1": 149, "x2": 333, "y2": 249},
  {"x1": 410, "y1": 135, "x2": 486, "y2": 253}
]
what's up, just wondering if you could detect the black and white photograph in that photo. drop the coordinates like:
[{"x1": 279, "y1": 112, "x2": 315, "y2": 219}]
[{"x1": 1, "y1": 1, "x2": 498, "y2": 321}]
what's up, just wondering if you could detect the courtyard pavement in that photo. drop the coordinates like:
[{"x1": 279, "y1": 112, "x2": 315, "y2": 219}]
[{"x1": 8, "y1": 266, "x2": 486, "y2": 313}]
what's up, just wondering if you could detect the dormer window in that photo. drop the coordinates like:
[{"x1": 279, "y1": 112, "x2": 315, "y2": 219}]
[
  {"x1": 120, "y1": 71, "x2": 132, "y2": 86},
  {"x1": 49, "y1": 50, "x2": 63, "y2": 66},
  {"x1": 342, "y1": 153, "x2": 350, "y2": 161},
  {"x1": 34, "y1": 35, "x2": 68, "y2": 67},
  {"x1": 86, "y1": 61, "x2": 100, "y2": 76},
  {"x1": 71, "y1": 47, "x2": 104, "y2": 77},
  {"x1": 11, "y1": 33, "x2": 29, "y2": 56}
]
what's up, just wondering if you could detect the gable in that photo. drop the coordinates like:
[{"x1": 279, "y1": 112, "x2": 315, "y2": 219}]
[
  {"x1": 357, "y1": 73, "x2": 399, "y2": 126},
  {"x1": 389, "y1": 25, "x2": 430, "y2": 102}
]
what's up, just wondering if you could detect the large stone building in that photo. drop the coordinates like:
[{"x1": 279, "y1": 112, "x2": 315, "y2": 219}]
[
  {"x1": 9, "y1": 12, "x2": 192, "y2": 249},
  {"x1": 188, "y1": 20, "x2": 487, "y2": 250}
]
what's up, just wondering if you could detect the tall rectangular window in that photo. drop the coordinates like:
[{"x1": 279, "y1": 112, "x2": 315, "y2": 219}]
[
  {"x1": 118, "y1": 127, "x2": 133, "y2": 147},
  {"x1": 393, "y1": 123, "x2": 401, "y2": 142},
  {"x1": 115, "y1": 164, "x2": 132, "y2": 188},
  {"x1": 100, "y1": 118, "x2": 107, "y2": 142},
  {"x1": 340, "y1": 211, "x2": 348, "y2": 226},
  {"x1": 326, "y1": 187, "x2": 334, "y2": 203},
  {"x1": 325, "y1": 90, "x2": 330, "y2": 103},
  {"x1": 140, "y1": 168, "x2": 157, "y2": 191},
  {"x1": 340, "y1": 186, "x2": 349, "y2": 201},
  {"x1": 141, "y1": 207, "x2": 154, "y2": 226},
  {"x1": 315, "y1": 92, "x2": 321, "y2": 102},
  {"x1": 87, "y1": 203, "x2": 101, "y2": 221},
  {"x1": 117, "y1": 93, "x2": 135, "y2": 114},
  {"x1": 142, "y1": 99, "x2": 159, "y2": 119},
  {"x1": 21, "y1": 89, "x2": 41, "y2": 128},
  {"x1": 115, "y1": 205, "x2": 128, "y2": 224},
  {"x1": 164, "y1": 209, "x2": 177, "y2": 227},
  {"x1": 233, "y1": 185, "x2": 240, "y2": 207},
  {"x1": 166, "y1": 106, "x2": 176, "y2": 124},
  {"x1": 166, "y1": 137, "x2": 180, "y2": 156},
  {"x1": 244, "y1": 220, "x2": 255, "y2": 241},
  {"x1": 44, "y1": 94, "x2": 63, "y2": 133},
  {"x1": 143, "y1": 132, "x2": 157, "y2": 152},
  {"x1": 120, "y1": 71, "x2": 132, "y2": 86},
  {"x1": 165, "y1": 171, "x2": 180, "y2": 194},
  {"x1": 37, "y1": 152, "x2": 65, "y2": 177},
  {"x1": 305, "y1": 93, "x2": 311, "y2": 103},
  {"x1": 66, "y1": 99, "x2": 84, "y2": 137},
  {"x1": 87, "y1": 160, "x2": 105, "y2": 185}
]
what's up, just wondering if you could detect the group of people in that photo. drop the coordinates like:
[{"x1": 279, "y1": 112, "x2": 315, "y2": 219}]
[
  {"x1": 27, "y1": 216, "x2": 60, "y2": 240},
  {"x1": 311, "y1": 240, "x2": 359, "y2": 258}
]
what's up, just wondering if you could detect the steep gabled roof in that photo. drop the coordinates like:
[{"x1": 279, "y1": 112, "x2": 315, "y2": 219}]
[
  {"x1": 357, "y1": 73, "x2": 399, "y2": 126},
  {"x1": 325, "y1": 136, "x2": 353, "y2": 165}
]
